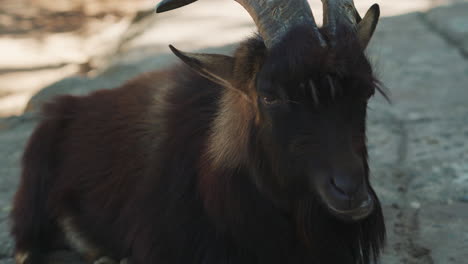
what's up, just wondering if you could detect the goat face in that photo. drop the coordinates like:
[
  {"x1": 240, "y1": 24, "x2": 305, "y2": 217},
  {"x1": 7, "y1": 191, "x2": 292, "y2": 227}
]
[
  {"x1": 252, "y1": 29, "x2": 379, "y2": 221},
  {"x1": 171, "y1": 32, "x2": 380, "y2": 222},
  {"x1": 161, "y1": 0, "x2": 382, "y2": 222}
]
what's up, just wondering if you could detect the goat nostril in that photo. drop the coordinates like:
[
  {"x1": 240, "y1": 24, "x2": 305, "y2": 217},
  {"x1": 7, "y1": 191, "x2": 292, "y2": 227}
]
[{"x1": 330, "y1": 177, "x2": 348, "y2": 197}]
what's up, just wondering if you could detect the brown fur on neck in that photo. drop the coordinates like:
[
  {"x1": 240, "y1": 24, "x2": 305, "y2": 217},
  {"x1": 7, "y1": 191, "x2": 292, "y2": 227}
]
[{"x1": 206, "y1": 37, "x2": 266, "y2": 168}]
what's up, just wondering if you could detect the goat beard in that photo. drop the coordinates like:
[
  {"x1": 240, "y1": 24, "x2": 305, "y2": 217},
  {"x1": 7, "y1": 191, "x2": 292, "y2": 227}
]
[{"x1": 293, "y1": 194, "x2": 385, "y2": 264}]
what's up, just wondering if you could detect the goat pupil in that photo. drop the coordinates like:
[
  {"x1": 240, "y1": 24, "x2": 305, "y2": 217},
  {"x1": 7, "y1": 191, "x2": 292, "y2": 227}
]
[{"x1": 263, "y1": 96, "x2": 279, "y2": 105}]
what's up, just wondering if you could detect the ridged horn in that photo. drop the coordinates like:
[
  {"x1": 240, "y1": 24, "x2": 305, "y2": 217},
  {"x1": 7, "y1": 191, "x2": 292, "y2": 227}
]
[
  {"x1": 321, "y1": 0, "x2": 361, "y2": 35},
  {"x1": 235, "y1": 0, "x2": 325, "y2": 48},
  {"x1": 156, "y1": 0, "x2": 325, "y2": 49}
]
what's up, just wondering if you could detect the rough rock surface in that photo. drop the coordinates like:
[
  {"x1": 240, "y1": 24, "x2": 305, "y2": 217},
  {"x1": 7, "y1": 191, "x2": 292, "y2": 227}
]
[{"x1": 1, "y1": 3, "x2": 468, "y2": 264}]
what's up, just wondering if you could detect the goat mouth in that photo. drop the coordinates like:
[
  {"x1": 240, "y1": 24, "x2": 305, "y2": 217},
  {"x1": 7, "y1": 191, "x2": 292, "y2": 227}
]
[{"x1": 326, "y1": 195, "x2": 375, "y2": 222}]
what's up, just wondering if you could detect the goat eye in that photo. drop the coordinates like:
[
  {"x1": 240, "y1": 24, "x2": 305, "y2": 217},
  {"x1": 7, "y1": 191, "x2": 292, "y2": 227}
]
[{"x1": 262, "y1": 96, "x2": 280, "y2": 105}]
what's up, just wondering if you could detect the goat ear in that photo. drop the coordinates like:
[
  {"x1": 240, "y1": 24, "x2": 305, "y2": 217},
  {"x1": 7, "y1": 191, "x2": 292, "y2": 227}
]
[
  {"x1": 357, "y1": 4, "x2": 380, "y2": 49},
  {"x1": 169, "y1": 45, "x2": 236, "y2": 89}
]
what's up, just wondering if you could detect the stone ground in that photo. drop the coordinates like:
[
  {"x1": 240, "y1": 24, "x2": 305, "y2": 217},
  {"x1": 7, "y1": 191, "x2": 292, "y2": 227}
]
[{"x1": 1, "y1": 1, "x2": 468, "y2": 264}]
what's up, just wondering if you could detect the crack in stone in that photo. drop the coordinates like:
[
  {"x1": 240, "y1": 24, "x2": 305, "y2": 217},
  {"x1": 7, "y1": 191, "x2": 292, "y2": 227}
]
[
  {"x1": 0, "y1": 253, "x2": 11, "y2": 260},
  {"x1": 396, "y1": 119, "x2": 408, "y2": 165},
  {"x1": 406, "y1": 210, "x2": 435, "y2": 264},
  {"x1": 386, "y1": 117, "x2": 436, "y2": 264},
  {"x1": 418, "y1": 12, "x2": 468, "y2": 60}
]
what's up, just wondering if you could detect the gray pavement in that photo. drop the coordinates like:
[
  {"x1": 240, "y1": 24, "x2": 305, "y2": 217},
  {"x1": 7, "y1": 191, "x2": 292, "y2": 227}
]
[
  {"x1": 1, "y1": 2, "x2": 468, "y2": 264},
  {"x1": 367, "y1": 4, "x2": 468, "y2": 263}
]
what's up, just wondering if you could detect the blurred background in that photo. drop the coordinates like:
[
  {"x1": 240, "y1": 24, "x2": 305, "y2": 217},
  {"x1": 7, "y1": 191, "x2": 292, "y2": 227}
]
[
  {"x1": 0, "y1": 0, "x2": 466, "y2": 116},
  {"x1": 1, "y1": 0, "x2": 468, "y2": 264}
]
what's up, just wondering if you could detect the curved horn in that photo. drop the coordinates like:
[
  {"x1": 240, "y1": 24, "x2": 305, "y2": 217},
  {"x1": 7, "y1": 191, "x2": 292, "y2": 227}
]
[
  {"x1": 321, "y1": 0, "x2": 360, "y2": 35},
  {"x1": 235, "y1": 0, "x2": 325, "y2": 48},
  {"x1": 156, "y1": 0, "x2": 198, "y2": 13},
  {"x1": 156, "y1": 0, "x2": 325, "y2": 49}
]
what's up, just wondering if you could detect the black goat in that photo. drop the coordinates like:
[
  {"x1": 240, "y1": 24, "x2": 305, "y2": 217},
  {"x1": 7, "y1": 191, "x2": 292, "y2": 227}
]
[{"x1": 11, "y1": 0, "x2": 386, "y2": 264}]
